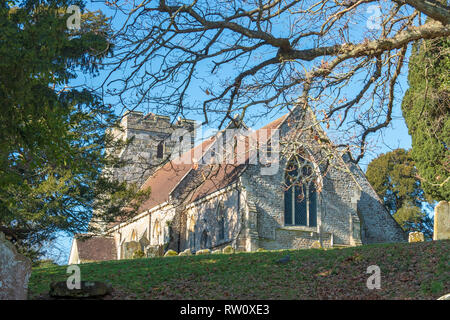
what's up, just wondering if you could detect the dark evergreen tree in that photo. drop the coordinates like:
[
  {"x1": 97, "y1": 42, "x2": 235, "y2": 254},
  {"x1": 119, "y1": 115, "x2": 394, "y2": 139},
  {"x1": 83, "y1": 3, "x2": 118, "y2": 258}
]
[
  {"x1": 366, "y1": 149, "x2": 434, "y2": 239},
  {"x1": 0, "y1": 0, "x2": 148, "y2": 260},
  {"x1": 401, "y1": 25, "x2": 449, "y2": 201}
]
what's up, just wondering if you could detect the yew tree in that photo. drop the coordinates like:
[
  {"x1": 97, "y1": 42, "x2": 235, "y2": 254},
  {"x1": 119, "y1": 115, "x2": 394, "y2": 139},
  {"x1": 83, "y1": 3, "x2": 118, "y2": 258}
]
[
  {"x1": 401, "y1": 30, "x2": 449, "y2": 201},
  {"x1": 366, "y1": 149, "x2": 434, "y2": 238},
  {"x1": 0, "y1": 0, "x2": 146, "y2": 260}
]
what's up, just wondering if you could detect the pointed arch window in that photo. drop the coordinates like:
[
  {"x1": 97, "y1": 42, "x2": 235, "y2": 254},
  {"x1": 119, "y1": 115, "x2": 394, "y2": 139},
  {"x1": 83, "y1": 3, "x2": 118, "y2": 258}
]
[
  {"x1": 284, "y1": 157, "x2": 317, "y2": 227},
  {"x1": 131, "y1": 229, "x2": 137, "y2": 241}
]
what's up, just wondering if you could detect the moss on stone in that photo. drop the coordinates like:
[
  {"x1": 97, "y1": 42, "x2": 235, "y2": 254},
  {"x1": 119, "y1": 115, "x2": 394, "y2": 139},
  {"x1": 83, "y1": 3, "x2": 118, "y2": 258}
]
[
  {"x1": 133, "y1": 250, "x2": 145, "y2": 259},
  {"x1": 164, "y1": 250, "x2": 178, "y2": 257},
  {"x1": 222, "y1": 245, "x2": 235, "y2": 254},
  {"x1": 178, "y1": 249, "x2": 192, "y2": 256},
  {"x1": 196, "y1": 249, "x2": 211, "y2": 255},
  {"x1": 310, "y1": 241, "x2": 322, "y2": 249}
]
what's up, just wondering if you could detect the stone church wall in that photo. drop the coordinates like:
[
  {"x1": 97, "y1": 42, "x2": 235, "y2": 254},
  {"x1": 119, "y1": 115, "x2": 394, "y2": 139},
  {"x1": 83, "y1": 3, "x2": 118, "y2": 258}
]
[
  {"x1": 241, "y1": 160, "x2": 333, "y2": 250},
  {"x1": 345, "y1": 158, "x2": 407, "y2": 243},
  {"x1": 105, "y1": 108, "x2": 405, "y2": 260},
  {"x1": 182, "y1": 186, "x2": 242, "y2": 252},
  {"x1": 318, "y1": 156, "x2": 405, "y2": 245},
  {"x1": 319, "y1": 162, "x2": 359, "y2": 245},
  {"x1": 148, "y1": 205, "x2": 177, "y2": 246},
  {"x1": 240, "y1": 110, "x2": 405, "y2": 250},
  {"x1": 110, "y1": 203, "x2": 176, "y2": 258}
]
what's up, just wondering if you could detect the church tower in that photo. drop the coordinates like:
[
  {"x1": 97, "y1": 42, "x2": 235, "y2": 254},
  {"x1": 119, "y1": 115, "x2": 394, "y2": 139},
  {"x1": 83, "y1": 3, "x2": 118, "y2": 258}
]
[{"x1": 107, "y1": 111, "x2": 196, "y2": 187}]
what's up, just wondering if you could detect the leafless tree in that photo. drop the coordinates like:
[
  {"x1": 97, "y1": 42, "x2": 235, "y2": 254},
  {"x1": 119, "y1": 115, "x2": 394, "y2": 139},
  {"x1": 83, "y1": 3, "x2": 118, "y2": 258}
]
[{"x1": 100, "y1": 0, "x2": 449, "y2": 167}]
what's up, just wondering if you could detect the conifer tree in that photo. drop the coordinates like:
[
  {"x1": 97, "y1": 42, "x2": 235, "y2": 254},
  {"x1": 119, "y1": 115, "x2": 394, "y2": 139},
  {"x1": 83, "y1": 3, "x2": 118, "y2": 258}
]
[
  {"x1": 401, "y1": 23, "x2": 449, "y2": 201},
  {"x1": 0, "y1": 0, "x2": 147, "y2": 260},
  {"x1": 366, "y1": 149, "x2": 434, "y2": 239}
]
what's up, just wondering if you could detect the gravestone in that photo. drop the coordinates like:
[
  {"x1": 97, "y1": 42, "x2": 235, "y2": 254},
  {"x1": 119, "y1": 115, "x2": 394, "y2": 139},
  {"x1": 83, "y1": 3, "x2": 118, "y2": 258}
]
[
  {"x1": 164, "y1": 249, "x2": 178, "y2": 257},
  {"x1": 0, "y1": 232, "x2": 32, "y2": 300},
  {"x1": 222, "y1": 245, "x2": 235, "y2": 254},
  {"x1": 178, "y1": 248, "x2": 192, "y2": 256},
  {"x1": 122, "y1": 241, "x2": 140, "y2": 259},
  {"x1": 310, "y1": 240, "x2": 322, "y2": 249},
  {"x1": 145, "y1": 245, "x2": 164, "y2": 257},
  {"x1": 434, "y1": 201, "x2": 450, "y2": 240},
  {"x1": 408, "y1": 232, "x2": 424, "y2": 243},
  {"x1": 195, "y1": 249, "x2": 211, "y2": 255}
]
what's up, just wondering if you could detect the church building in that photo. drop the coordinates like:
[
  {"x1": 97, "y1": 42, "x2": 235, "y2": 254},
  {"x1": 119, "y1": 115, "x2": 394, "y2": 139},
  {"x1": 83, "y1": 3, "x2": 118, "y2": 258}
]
[{"x1": 69, "y1": 107, "x2": 406, "y2": 264}]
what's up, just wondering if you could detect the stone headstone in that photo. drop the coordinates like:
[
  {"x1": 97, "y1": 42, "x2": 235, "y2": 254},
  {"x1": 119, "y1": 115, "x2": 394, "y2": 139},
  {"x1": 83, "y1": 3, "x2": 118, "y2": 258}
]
[
  {"x1": 310, "y1": 240, "x2": 322, "y2": 249},
  {"x1": 178, "y1": 248, "x2": 192, "y2": 256},
  {"x1": 195, "y1": 249, "x2": 211, "y2": 255},
  {"x1": 49, "y1": 281, "x2": 112, "y2": 298},
  {"x1": 408, "y1": 231, "x2": 424, "y2": 243},
  {"x1": 122, "y1": 241, "x2": 140, "y2": 259},
  {"x1": 434, "y1": 201, "x2": 450, "y2": 240},
  {"x1": 222, "y1": 245, "x2": 235, "y2": 254},
  {"x1": 145, "y1": 245, "x2": 163, "y2": 257},
  {"x1": 0, "y1": 232, "x2": 32, "y2": 300},
  {"x1": 164, "y1": 249, "x2": 178, "y2": 257}
]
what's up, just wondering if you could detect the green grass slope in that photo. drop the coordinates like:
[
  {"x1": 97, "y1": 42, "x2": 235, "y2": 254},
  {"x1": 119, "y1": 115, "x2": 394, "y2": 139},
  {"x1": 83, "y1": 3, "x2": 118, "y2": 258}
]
[{"x1": 29, "y1": 240, "x2": 449, "y2": 300}]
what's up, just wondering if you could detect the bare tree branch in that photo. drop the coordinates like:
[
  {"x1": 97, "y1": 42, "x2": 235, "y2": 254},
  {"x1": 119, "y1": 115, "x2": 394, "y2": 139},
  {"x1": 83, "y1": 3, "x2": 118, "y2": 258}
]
[{"x1": 102, "y1": 0, "x2": 449, "y2": 166}]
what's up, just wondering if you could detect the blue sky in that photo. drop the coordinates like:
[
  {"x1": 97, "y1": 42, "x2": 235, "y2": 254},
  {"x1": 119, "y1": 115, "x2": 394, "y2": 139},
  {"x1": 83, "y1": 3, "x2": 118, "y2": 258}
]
[{"x1": 46, "y1": 1, "x2": 414, "y2": 264}]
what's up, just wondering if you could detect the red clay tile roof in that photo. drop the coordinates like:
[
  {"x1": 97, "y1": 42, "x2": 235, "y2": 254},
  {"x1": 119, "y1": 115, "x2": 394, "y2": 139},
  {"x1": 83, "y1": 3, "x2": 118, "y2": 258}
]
[
  {"x1": 116, "y1": 114, "x2": 287, "y2": 217},
  {"x1": 189, "y1": 164, "x2": 246, "y2": 202},
  {"x1": 136, "y1": 138, "x2": 216, "y2": 212},
  {"x1": 74, "y1": 235, "x2": 117, "y2": 261}
]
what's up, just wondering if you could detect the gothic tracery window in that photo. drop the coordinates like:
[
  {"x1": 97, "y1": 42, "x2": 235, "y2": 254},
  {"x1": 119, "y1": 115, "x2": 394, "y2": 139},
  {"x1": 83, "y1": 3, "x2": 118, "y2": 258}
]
[{"x1": 284, "y1": 156, "x2": 317, "y2": 227}]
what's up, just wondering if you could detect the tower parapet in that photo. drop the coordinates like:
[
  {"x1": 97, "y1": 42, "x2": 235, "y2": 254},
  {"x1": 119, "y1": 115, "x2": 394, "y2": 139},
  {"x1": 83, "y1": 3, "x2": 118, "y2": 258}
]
[{"x1": 107, "y1": 111, "x2": 196, "y2": 187}]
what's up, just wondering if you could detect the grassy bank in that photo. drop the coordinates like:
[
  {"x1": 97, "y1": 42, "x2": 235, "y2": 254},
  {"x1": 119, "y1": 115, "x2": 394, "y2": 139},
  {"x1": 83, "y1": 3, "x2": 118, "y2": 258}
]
[{"x1": 29, "y1": 240, "x2": 449, "y2": 299}]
